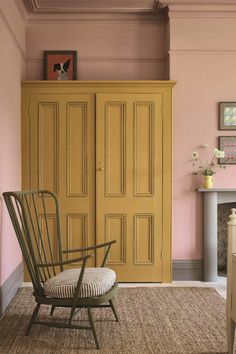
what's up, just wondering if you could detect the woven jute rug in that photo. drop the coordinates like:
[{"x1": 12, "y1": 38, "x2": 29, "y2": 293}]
[{"x1": 0, "y1": 287, "x2": 227, "y2": 354}]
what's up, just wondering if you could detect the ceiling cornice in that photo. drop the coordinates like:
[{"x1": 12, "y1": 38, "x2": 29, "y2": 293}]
[
  {"x1": 161, "y1": 0, "x2": 236, "y2": 16},
  {"x1": 17, "y1": 0, "x2": 168, "y2": 24},
  {"x1": 21, "y1": 0, "x2": 164, "y2": 14},
  {"x1": 18, "y1": 0, "x2": 236, "y2": 24}
]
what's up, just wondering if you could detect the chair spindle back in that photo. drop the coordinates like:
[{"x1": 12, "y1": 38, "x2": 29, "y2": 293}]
[{"x1": 3, "y1": 190, "x2": 63, "y2": 294}]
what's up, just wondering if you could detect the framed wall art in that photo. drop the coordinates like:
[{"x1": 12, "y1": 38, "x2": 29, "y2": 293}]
[
  {"x1": 219, "y1": 136, "x2": 236, "y2": 164},
  {"x1": 219, "y1": 102, "x2": 236, "y2": 130},
  {"x1": 44, "y1": 50, "x2": 77, "y2": 80}
]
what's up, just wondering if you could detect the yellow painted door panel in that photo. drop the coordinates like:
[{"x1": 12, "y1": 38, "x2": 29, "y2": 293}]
[
  {"x1": 28, "y1": 93, "x2": 95, "y2": 269},
  {"x1": 96, "y1": 93, "x2": 163, "y2": 281}
]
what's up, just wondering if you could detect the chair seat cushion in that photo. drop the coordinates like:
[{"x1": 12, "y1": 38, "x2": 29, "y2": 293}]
[{"x1": 43, "y1": 267, "x2": 116, "y2": 299}]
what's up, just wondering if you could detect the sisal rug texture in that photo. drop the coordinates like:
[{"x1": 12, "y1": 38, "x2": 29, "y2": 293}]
[{"x1": 0, "y1": 287, "x2": 227, "y2": 354}]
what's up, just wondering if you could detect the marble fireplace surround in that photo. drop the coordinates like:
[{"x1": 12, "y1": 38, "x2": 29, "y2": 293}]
[{"x1": 199, "y1": 189, "x2": 236, "y2": 282}]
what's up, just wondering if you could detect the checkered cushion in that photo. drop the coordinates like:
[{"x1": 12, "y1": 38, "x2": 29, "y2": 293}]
[{"x1": 43, "y1": 267, "x2": 116, "y2": 299}]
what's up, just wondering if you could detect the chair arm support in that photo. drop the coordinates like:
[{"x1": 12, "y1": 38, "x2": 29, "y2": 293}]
[
  {"x1": 62, "y1": 240, "x2": 116, "y2": 253},
  {"x1": 63, "y1": 240, "x2": 116, "y2": 267},
  {"x1": 35, "y1": 254, "x2": 93, "y2": 268},
  {"x1": 69, "y1": 255, "x2": 90, "y2": 322}
]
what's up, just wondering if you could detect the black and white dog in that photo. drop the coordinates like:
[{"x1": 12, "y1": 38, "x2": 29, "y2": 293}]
[{"x1": 53, "y1": 58, "x2": 70, "y2": 80}]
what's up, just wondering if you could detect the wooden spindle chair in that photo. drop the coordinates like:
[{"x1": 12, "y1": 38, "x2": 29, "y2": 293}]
[{"x1": 3, "y1": 190, "x2": 118, "y2": 349}]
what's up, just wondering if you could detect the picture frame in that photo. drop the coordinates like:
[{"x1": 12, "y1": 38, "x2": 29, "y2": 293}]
[
  {"x1": 44, "y1": 50, "x2": 77, "y2": 80},
  {"x1": 219, "y1": 102, "x2": 236, "y2": 130},
  {"x1": 219, "y1": 136, "x2": 236, "y2": 164}
]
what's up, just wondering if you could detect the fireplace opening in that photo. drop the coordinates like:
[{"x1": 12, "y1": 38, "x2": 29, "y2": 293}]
[{"x1": 218, "y1": 202, "x2": 236, "y2": 276}]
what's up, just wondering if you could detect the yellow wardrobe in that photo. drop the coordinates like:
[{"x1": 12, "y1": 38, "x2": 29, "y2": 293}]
[{"x1": 22, "y1": 81, "x2": 175, "y2": 282}]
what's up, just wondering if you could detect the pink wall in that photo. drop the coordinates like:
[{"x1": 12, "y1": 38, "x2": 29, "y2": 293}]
[
  {"x1": 3, "y1": 1, "x2": 235, "y2": 269},
  {"x1": 0, "y1": 1, "x2": 25, "y2": 286},
  {"x1": 26, "y1": 20, "x2": 168, "y2": 80},
  {"x1": 169, "y1": 13, "x2": 236, "y2": 259},
  {"x1": 25, "y1": 8, "x2": 236, "y2": 262}
]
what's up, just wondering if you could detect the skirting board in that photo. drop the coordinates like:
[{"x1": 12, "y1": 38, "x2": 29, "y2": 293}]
[
  {"x1": 172, "y1": 260, "x2": 203, "y2": 281},
  {"x1": 0, "y1": 262, "x2": 23, "y2": 317}
]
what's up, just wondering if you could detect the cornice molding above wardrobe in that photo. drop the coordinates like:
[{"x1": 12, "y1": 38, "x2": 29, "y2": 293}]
[
  {"x1": 16, "y1": 0, "x2": 168, "y2": 24},
  {"x1": 161, "y1": 0, "x2": 236, "y2": 18}
]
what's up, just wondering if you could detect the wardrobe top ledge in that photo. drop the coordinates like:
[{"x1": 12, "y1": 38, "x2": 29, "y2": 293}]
[{"x1": 21, "y1": 80, "x2": 176, "y2": 88}]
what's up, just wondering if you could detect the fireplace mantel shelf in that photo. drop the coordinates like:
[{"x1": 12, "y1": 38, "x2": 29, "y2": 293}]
[
  {"x1": 198, "y1": 188, "x2": 236, "y2": 281},
  {"x1": 199, "y1": 188, "x2": 236, "y2": 192}
]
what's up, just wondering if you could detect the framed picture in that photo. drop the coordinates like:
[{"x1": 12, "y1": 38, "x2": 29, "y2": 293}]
[
  {"x1": 219, "y1": 136, "x2": 236, "y2": 164},
  {"x1": 219, "y1": 102, "x2": 236, "y2": 130},
  {"x1": 44, "y1": 50, "x2": 77, "y2": 80}
]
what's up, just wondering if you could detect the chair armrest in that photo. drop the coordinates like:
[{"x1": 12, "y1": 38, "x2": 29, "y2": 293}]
[
  {"x1": 62, "y1": 240, "x2": 116, "y2": 254},
  {"x1": 35, "y1": 254, "x2": 93, "y2": 268}
]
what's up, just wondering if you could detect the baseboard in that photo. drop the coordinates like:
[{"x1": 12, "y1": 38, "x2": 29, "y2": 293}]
[
  {"x1": 172, "y1": 260, "x2": 203, "y2": 281},
  {"x1": 0, "y1": 263, "x2": 23, "y2": 317}
]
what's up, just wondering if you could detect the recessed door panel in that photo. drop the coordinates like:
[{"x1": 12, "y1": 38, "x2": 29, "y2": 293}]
[
  {"x1": 39, "y1": 214, "x2": 58, "y2": 263},
  {"x1": 105, "y1": 103, "x2": 126, "y2": 196},
  {"x1": 134, "y1": 102, "x2": 155, "y2": 196},
  {"x1": 96, "y1": 93, "x2": 163, "y2": 282},
  {"x1": 105, "y1": 214, "x2": 127, "y2": 265},
  {"x1": 67, "y1": 103, "x2": 87, "y2": 197},
  {"x1": 38, "y1": 102, "x2": 59, "y2": 193},
  {"x1": 66, "y1": 213, "x2": 88, "y2": 264},
  {"x1": 28, "y1": 93, "x2": 95, "y2": 277},
  {"x1": 134, "y1": 213, "x2": 154, "y2": 264}
]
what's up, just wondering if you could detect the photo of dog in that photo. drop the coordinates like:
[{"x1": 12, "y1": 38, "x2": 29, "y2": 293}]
[{"x1": 53, "y1": 59, "x2": 71, "y2": 80}]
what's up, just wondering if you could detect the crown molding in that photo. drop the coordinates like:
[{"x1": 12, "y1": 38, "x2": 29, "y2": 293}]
[
  {"x1": 15, "y1": 0, "x2": 236, "y2": 24},
  {"x1": 161, "y1": 0, "x2": 236, "y2": 17},
  {"x1": 21, "y1": 0, "x2": 164, "y2": 13},
  {"x1": 169, "y1": 12, "x2": 236, "y2": 19},
  {"x1": 16, "y1": 0, "x2": 168, "y2": 24}
]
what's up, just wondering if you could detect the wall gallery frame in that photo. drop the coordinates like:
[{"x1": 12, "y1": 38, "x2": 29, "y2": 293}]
[
  {"x1": 44, "y1": 50, "x2": 77, "y2": 80},
  {"x1": 219, "y1": 136, "x2": 236, "y2": 164},
  {"x1": 219, "y1": 102, "x2": 236, "y2": 130}
]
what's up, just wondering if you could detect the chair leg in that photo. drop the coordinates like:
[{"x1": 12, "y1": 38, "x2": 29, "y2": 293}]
[
  {"x1": 26, "y1": 303, "x2": 41, "y2": 335},
  {"x1": 68, "y1": 305, "x2": 77, "y2": 325},
  {"x1": 50, "y1": 305, "x2": 56, "y2": 316},
  {"x1": 87, "y1": 307, "x2": 100, "y2": 349},
  {"x1": 109, "y1": 299, "x2": 119, "y2": 322}
]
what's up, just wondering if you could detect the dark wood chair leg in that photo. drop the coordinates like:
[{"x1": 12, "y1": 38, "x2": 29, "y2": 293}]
[
  {"x1": 109, "y1": 299, "x2": 119, "y2": 322},
  {"x1": 50, "y1": 305, "x2": 56, "y2": 316},
  {"x1": 87, "y1": 307, "x2": 100, "y2": 349},
  {"x1": 26, "y1": 303, "x2": 41, "y2": 335}
]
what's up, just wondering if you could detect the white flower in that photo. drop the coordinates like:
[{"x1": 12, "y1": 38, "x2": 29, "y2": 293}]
[
  {"x1": 191, "y1": 145, "x2": 227, "y2": 176},
  {"x1": 219, "y1": 151, "x2": 225, "y2": 158},
  {"x1": 214, "y1": 148, "x2": 225, "y2": 158}
]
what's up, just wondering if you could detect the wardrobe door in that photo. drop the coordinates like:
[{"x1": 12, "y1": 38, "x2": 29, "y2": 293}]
[
  {"x1": 96, "y1": 93, "x2": 163, "y2": 281},
  {"x1": 26, "y1": 93, "x2": 95, "y2": 269}
]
